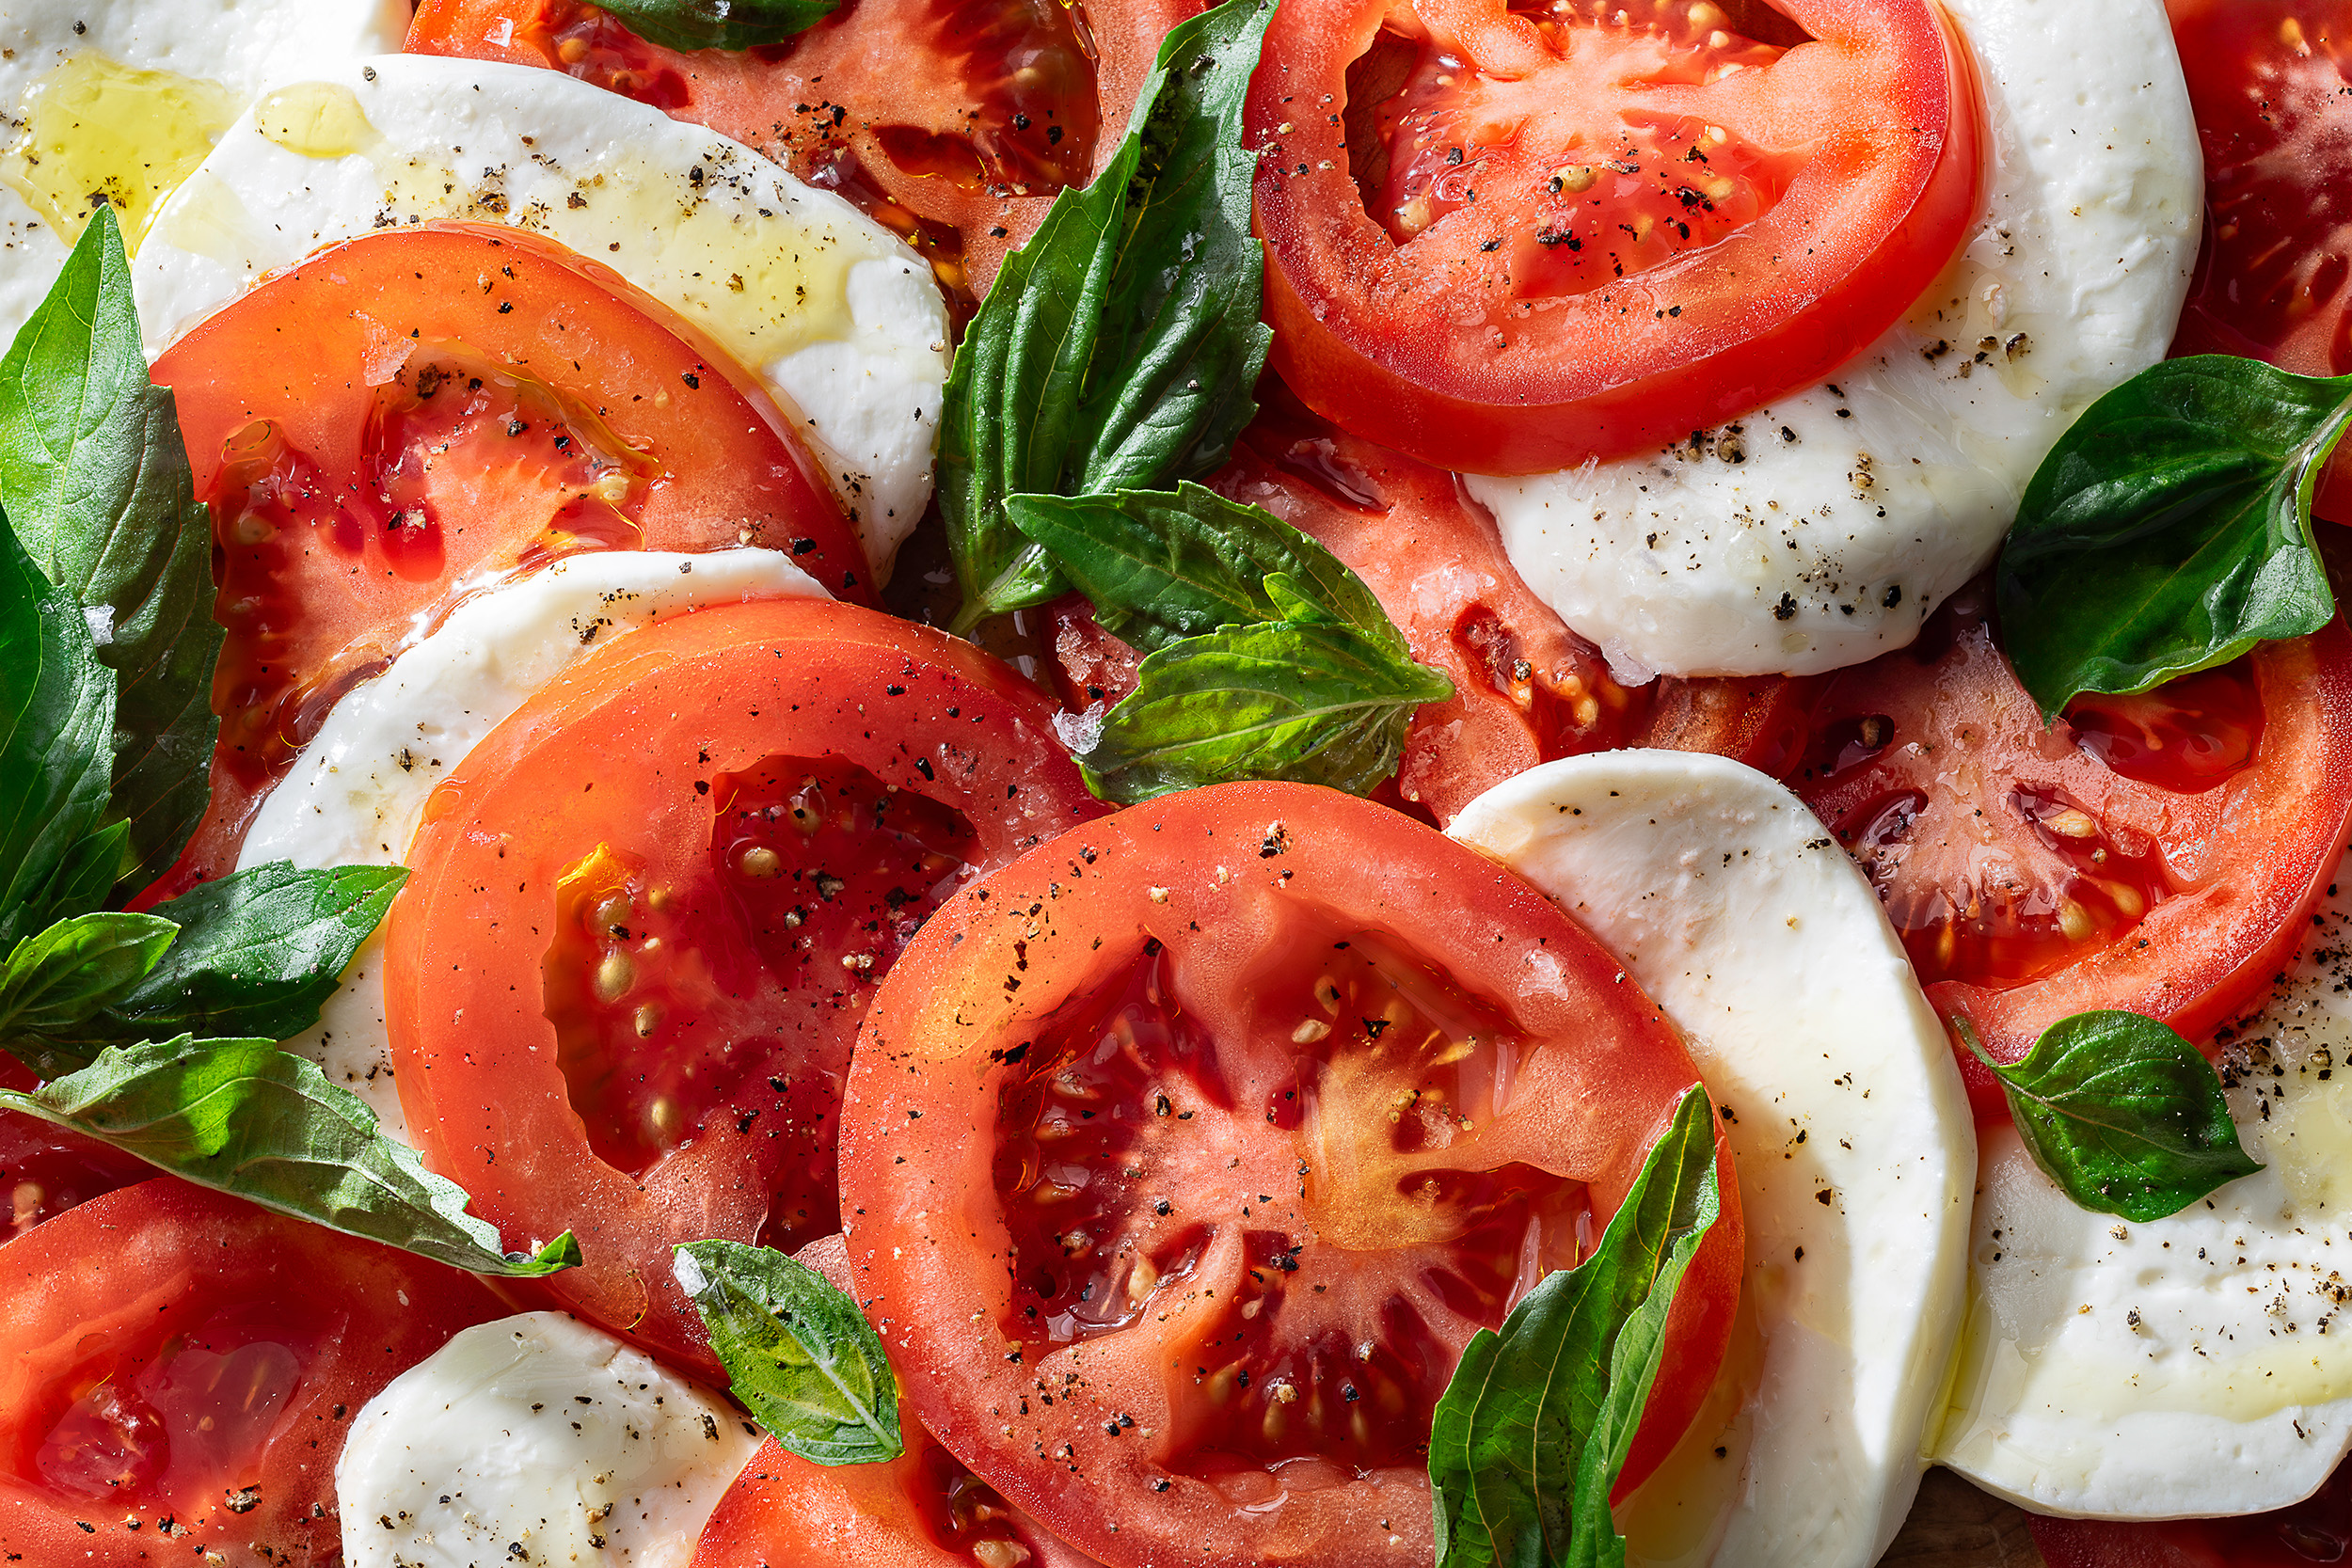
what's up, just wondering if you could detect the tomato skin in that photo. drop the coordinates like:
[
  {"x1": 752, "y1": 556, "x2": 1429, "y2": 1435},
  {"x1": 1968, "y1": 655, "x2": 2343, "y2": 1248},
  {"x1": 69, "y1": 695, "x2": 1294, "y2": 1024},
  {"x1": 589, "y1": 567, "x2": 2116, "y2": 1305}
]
[
  {"x1": 0, "y1": 1180, "x2": 503, "y2": 1567},
  {"x1": 1248, "y1": 0, "x2": 1984, "y2": 475},
  {"x1": 146, "y1": 224, "x2": 864, "y2": 897},
  {"x1": 404, "y1": 0, "x2": 1204, "y2": 300},
  {"x1": 838, "y1": 782, "x2": 1741, "y2": 1568},
  {"x1": 386, "y1": 598, "x2": 1104, "y2": 1377}
]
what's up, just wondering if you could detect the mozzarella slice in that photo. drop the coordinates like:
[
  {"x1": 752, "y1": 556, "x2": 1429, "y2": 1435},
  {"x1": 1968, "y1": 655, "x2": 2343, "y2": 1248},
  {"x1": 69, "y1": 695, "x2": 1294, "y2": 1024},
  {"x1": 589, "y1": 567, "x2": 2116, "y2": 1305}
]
[
  {"x1": 1448, "y1": 752, "x2": 1975, "y2": 1567},
  {"x1": 1467, "y1": 0, "x2": 2201, "y2": 679},
  {"x1": 1933, "y1": 870, "x2": 2352, "y2": 1517},
  {"x1": 132, "y1": 54, "x2": 949, "y2": 572},
  {"x1": 0, "y1": 0, "x2": 406, "y2": 344},
  {"x1": 337, "y1": 1310, "x2": 760, "y2": 1568},
  {"x1": 237, "y1": 548, "x2": 823, "y2": 1140}
]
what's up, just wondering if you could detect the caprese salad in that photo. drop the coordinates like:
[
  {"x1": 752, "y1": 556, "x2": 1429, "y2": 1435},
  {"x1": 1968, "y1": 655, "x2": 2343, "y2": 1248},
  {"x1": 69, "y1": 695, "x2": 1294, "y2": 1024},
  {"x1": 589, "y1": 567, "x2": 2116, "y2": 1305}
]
[{"x1": 0, "y1": 1, "x2": 2347, "y2": 1566}]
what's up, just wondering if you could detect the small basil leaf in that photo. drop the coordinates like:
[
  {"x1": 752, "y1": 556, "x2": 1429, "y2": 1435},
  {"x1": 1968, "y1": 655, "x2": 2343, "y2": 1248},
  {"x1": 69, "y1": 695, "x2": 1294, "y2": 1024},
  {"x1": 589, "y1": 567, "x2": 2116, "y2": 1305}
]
[
  {"x1": 0, "y1": 207, "x2": 221, "y2": 886},
  {"x1": 0, "y1": 911, "x2": 175, "y2": 1039},
  {"x1": 1078, "y1": 620, "x2": 1453, "y2": 804},
  {"x1": 943, "y1": 0, "x2": 1274, "y2": 630},
  {"x1": 0, "y1": 499, "x2": 117, "y2": 950},
  {"x1": 1998, "y1": 356, "x2": 2352, "y2": 718},
  {"x1": 1961, "y1": 1011, "x2": 2263, "y2": 1222},
  {"x1": 590, "y1": 0, "x2": 839, "y2": 51},
  {"x1": 0, "y1": 1034, "x2": 581, "y2": 1275},
  {"x1": 1004, "y1": 484, "x2": 1393, "y2": 653},
  {"x1": 1429, "y1": 1085, "x2": 1722, "y2": 1568},
  {"x1": 673, "y1": 1239, "x2": 902, "y2": 1466}
]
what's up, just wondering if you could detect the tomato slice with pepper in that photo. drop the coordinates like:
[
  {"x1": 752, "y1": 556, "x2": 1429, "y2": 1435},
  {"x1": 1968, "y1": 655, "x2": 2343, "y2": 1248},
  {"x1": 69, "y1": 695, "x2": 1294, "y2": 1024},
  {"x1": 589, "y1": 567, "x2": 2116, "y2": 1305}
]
[
  {"x1": 384, "y1": 597, "x2": 1105, "y2": 1375},
  {"x1": 0, "y1": 1180, "x2": 502, "y2": 1567},
  {"x1": 403, "y1": 0, "x2": 1204, "y2": 300},
  {"x1": 2164, "y1": 0, "x2": 2352, "y2": 522},
  {"x1": 1248, "y1": 0, "x2": 1984, "y2": 474},
  {"x1": 838, "y1": 781, "x2": 1742, "y2": 1568},
  {"x1": 147, "y1": 224, "x2": 864, "y2": 898},
  {"x1": 1787, "y1": 582, "x2": 2352, "y2": 1117}
]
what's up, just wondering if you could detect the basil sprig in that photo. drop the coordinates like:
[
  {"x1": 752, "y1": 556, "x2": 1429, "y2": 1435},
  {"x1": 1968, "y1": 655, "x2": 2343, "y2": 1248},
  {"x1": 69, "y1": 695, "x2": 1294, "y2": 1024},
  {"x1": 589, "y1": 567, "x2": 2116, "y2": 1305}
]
[
  {"x1": 1998, "y1": 356, "x2": 2352, "y2": 718},
  {"x1": 1428, "y1": 1085, "x2": 1722, "y2": 1568},
  {"x1": 674, "y1": 1240, "x2": 904, "y2": 1466},
  {"x1": 1959, "y1": 1011, "x2": 2261, "y2": 1222},
  {"x1": 590, "y1": 0, "x2": 839, "y2": 52},
  {"x1": 1009, "y1": 486, "x2": 1453, "y2": 802},
  {"x1": 942, "y1": 0, "x2": 1275, "y2": 630},
  {"x1": 0, "y1": 206, "x2": 577, "y2": 1280}
]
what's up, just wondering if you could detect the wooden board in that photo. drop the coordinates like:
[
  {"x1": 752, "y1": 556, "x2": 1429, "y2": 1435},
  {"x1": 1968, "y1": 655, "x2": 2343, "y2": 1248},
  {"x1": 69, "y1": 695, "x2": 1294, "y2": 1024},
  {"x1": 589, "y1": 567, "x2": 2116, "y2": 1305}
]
[{"x1": 1883, "y1": 1470, "x2": 2049, "y2": 1568}]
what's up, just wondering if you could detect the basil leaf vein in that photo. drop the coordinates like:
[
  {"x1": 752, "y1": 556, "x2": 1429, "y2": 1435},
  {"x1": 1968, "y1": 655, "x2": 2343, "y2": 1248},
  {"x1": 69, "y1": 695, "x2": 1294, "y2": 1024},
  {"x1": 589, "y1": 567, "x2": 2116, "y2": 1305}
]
[
  {"x1": 0, "y1": 911, "x2": 175, "y2": 1045},
  {"x1": 591, "y1": 0, "x2": 840, "y2": 52},
  {"x1": 1961, "y1": 1010, "x2": 2262, "y2": 1222},
  {"x1": 674, "y1": 1239, "x2": 903, "y2": 1466}
]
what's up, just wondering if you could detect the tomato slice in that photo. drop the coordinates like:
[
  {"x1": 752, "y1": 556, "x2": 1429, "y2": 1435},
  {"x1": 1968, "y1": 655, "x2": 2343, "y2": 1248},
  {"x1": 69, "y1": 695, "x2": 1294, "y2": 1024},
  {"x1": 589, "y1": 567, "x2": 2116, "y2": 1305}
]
[
  {"x1": 145, "y1": 224, "x2": 864, "y2": 898},
  {"x1": 838, "y1": 781, "x2": 1742, "y2": 1567},
  {"x1": 0, "y1": 1180, "x2": 502, "y2": 1566},
  {"x1": 2163, "y1": 1, "x2": 2352, "y2": 522},
  {"x1": 1787, "y1": 582, "x2": 2352, "y2": 1117},
  {"x1": 403, "y1": 0, "x2": 1203, "y2": 300},
  {"x1": 2032, "y1": 1460, "x2": 2352, "y2": 1568},
  {"x1": 1248, "y1": 0, "x2": 1984, "y2": 474},
  {"x1": 0, "y1": 1062, "x2": 151, "y2": 1243},
  {"x1": 384, "y1": 597, "x2": 1105, "y2": 1375}
]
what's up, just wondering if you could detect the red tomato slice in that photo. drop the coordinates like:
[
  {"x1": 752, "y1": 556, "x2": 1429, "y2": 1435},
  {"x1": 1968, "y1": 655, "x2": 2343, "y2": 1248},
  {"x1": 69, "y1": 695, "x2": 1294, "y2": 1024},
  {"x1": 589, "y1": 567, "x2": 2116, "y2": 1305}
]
[
  {"x1": 0, "y1": 1060, "x2": 151, "y2": 1242},
  {"x1": 2032, "y1": 1459, "x2": 2352, "y2": 1568},
  {"x1": 384, "y1": 598, "x2": 1105, "y2": 1375},
  {"x1": 0, "y1": 1180, "x2": 502, "y2": 1567},
  {"x1": 838, "y1": 782, "x2": 1743, "y2": 1568},
  {"x1": 2163, "y1": 1, "x2": 2352, "y2": 523},
  {"x1": 146, "y1": 224, "x2": 865, "y2": 898},
  {"x1": 1248, "y1": 0, "x2": 1985, "y2": 474},
  {"x1": 403, "y1": 0, "x2": 1203, "y2": 300},
  {"x1": 1787, "y1": 582, "x2": 2352, "y2": 1117}
]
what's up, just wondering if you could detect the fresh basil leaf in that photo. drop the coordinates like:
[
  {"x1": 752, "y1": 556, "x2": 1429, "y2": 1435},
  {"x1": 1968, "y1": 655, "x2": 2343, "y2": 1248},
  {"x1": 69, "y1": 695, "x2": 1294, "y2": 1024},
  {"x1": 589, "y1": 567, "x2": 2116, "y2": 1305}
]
[
  {"x1": 0, "y1": 500, "x2": 117, "y2": 949},
  {"x1": 589, "y1": 0, "x2": 838, "y2": 51},
  {"x1": 0, "y1": 207, "x2": 221, "y2": 886},
  {"x1": 673, "y1": 1239, "x2": 902, "y2": 1466},
  {"x1": 1004, "y1": 484, "x2": 1397, "y2": 654},
  {"x1": 0, "y1": 1034, "x2": 581, "y2": 1276},
  {"x1": 943, "y1": 0, "x2": 1275, "y2": 630},
  {"x1": 1078, "y1": 621, "x2": 1451, "y2": 803},
  {"x1": 0, "y1": 911, "x2": 174, "y2": 1045},
  {"x1": 1960, "y1": 1011, "x2": 2262, "y2": 1222},
  {"x1": 1429, "y1": 1085, "x2": 1721, "y2": 1568},
  {"x1": 1998, "y1": 356, "x2": 2352, "y2": 718}
]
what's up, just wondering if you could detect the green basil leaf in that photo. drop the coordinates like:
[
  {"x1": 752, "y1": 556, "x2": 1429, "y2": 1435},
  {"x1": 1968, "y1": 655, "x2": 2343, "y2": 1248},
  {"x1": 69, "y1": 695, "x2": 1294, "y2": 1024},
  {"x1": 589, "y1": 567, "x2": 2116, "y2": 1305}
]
[
  {"x1": 0, "y1": 911, "x2": 175, "y2": 1038},
  {"x1": 0, "y1": 1034, "x2": 581, "y2": 1275},
  {"x1": 1078, "y1": 620, "x2": 1452, "y2": 803},
  {"x1": 1004, "y1": 484, "x2": 1397, "y2": 654},
  {"x1": 0, "y1": 207, "x2": 221, "y2": 886},
  {"x1": 673, "y1": 1239, "x2": 902, "y2": 1466},
  {"x1": 942, "y1": 0, "x2": 1274, "y2": 630},
  {"x1": 1961, "y1": 1011, "x2": 2262, "y2": 1222},
  {"x1": 1998, "y1": 356, "x2": 2352, "y2": 718},
  {"x1": 589, "y1": 0, "x2": 839, "y2": 51},
  {"x1": 0, "y1": 499, "x2": 116, "y2": 950},
  {"x1": 1429, "y1": 1085, "x2": 1722, "y2": 1568}
]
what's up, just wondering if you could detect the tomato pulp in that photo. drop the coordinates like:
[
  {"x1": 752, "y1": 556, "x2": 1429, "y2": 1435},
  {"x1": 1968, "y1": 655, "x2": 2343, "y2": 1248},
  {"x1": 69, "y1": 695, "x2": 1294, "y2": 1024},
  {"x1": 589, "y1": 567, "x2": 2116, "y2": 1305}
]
[
  {"x1": 839, "y1": 782, "x2": 1741, "y2": 1568},
  {"x1": 385, "y1": 598, "x2": 1104, "y2": 1374},
  {"x1": 1248, "y1": 0, "x2": 1984, "y2": 473}
]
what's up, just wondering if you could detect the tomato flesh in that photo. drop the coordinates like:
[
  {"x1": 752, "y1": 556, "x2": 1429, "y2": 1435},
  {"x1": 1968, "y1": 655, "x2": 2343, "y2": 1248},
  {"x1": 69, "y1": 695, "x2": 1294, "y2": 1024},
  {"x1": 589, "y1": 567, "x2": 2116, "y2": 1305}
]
[
  {"x1": 2032, "y1": 1458, "x2": 2352, "y2": 1567},
  {"x1": 0, "y1": 1062, "x2": 150, "y2": 1242}
]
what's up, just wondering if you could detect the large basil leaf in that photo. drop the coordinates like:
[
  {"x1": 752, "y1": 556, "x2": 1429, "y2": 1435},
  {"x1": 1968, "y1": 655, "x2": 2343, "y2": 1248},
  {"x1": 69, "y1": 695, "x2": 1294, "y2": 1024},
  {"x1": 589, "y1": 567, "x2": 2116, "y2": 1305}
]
[
  {"x1": 942, "y1": 0, "x2": 1274, "y2": 630},
  {"x1": 1428, "y1": 1085, "x2": 1722, "y2": 1568},
  {"x1": 674, "y1": 1240, "x2": 902, "y2": 1466},
  {"x1": 0, "y1": 1034, "x2": 580, "y2": 1275},
  {"x1": 0, "y1": 207, "x2": 220, "y2": 887},
  {"x1": 592, "y1": 0, "x2": 838, "y2": 51},
  {"x1": 1961, "y1": 1011, "x2": 2262, "y2": 1223},
  {"x1": 1998, "y1": 356, "x2": 2352, "y2": 718}
]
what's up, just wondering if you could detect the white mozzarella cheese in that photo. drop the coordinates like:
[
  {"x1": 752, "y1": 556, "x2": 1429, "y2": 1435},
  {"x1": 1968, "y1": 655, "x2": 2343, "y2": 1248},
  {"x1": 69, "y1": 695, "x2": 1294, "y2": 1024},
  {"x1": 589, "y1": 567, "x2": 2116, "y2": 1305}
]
[
  {"x1": 132, "y1": 54, "x2": 949, "y2": 573},
  {"x1": 236, "y1": 548, "x2": 823, "y2": 1140},
  {"x1": 337, "y1": 1311, "x2": 761, "y2": 1568},
  {"x1": 1468, "y1": 0, "x2": 2201, "y2": 679},
  {"x1": 1934, "y1": 870, "x2": 2352, "y2": 1517},
  {"x1": 0, "y1": 0, "x2": 406, "y2": 345},
  {"x1": 1448, "y1": 752, "x2": 1975, "y2": 1568}
]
